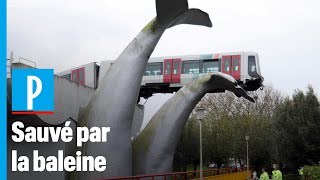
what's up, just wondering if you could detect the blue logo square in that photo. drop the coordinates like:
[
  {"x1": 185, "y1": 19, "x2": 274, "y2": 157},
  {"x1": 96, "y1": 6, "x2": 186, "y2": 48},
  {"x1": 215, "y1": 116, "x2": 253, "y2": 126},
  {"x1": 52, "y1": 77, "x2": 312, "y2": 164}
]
[{"x1": 12, "y1": 69, "x2": 54, "y2": 113}]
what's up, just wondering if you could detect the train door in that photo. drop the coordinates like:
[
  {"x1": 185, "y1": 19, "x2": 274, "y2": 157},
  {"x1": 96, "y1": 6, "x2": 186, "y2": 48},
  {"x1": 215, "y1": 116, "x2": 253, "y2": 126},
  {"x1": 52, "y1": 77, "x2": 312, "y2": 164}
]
[
  {"x1": 71, "y1": 69, "x2": 78, "y2": 83},
  {"x1": 163, "y1": 59, "x2": 172, "y2": 83},
  {"x1": 172, "y1": 59, "x2": 181, "y2": 83},
  {"x1": 163, "y1": 59, "x2": 181, "y2": 83},
  {"x1": 78, "y1": 67, "x2": 85, "y2": 85},
  {"x1": 222, "y1": 56, "x2": 232, "y2": 76},
  {"x1": 222, "y1": 55, "x2": 241, "y2": 80},
  {"x1": 71, "y1": 67, "x2": 85, "y2": 85},
  {"x1": 232, "y1": 55, "x2": 241, "y2": 80}
]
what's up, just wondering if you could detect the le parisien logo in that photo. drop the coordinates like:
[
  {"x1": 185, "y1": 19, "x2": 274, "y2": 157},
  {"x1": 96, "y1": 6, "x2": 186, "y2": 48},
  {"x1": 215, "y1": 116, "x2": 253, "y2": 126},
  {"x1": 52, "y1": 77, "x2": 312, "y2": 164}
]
[{"x1": 11, "y1": 69, "x2": 54, "y2": 114}]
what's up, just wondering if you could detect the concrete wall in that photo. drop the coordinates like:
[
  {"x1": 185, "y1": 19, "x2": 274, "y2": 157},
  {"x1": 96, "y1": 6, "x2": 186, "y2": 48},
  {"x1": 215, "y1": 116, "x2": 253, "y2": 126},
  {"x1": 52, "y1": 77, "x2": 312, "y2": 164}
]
[
  {"x1": 10, "y1": 62, "x2": 95, "y2": 125},
  {"x1": 8, "y1": 74, "x2": 144, "y2": 126},
  {"x1": 7, "y1": 64, "x2": 145, "y2": 179},
  {"x1": 38, "y1": 76, "x2": 95, "y2": 125}
]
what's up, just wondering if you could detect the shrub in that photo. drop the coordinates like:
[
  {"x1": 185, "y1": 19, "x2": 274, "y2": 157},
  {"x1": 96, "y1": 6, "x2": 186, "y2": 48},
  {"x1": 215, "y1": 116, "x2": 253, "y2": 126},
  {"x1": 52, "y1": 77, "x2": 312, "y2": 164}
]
[{"x1": 303, "y1": 165, "x2": 320, "y2": 179}]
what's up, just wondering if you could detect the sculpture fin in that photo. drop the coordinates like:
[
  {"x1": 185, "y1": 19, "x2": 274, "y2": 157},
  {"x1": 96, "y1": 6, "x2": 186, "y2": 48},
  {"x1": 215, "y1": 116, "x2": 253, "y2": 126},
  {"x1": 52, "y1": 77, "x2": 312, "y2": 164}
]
[
  {"x1": 234, "y1": 86, "x2": 256, "y2": 103},
  {"x1": 168, "y1": 8, "x2": 212, "y2": 28},
  {"x1": 206, "y1": 73, "x2": 255, "y2": 103},
  {"x1": 156, "y1": 0, "x2": 188, "y2": 23},
  {"x1": 133, "y1": 73, "x2": 253, "y2": 174},
  {"x1": 156, "y1": 0, "x2": 212, "y2": 28}
]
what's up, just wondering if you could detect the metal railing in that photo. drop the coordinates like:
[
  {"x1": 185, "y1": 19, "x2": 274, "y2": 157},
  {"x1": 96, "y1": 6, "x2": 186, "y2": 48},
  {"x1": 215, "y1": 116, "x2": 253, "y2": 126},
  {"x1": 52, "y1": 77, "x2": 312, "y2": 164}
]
[
  {"x1": 18, "y1": 57, "x2": 36, "y2": 68},
  {"x1": 100, "y1": 168, "x2": 246, "y2": 180},
  {"x1": 6, "y1": 58, "x2": 12, "y2": 78},
  {"x1": 6, "y1": 52, "x2": 37, "y2": 79},
  {"x1": 6, "y1": 51, "x2": 13, "y2": 78}
]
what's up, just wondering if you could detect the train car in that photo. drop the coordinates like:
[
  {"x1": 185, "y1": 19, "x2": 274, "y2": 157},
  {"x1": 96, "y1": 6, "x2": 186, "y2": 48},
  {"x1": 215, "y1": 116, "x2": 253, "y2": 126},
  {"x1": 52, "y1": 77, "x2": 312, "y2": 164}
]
[
  {"x1": 56, "y1": 62, "x2": 100, "y2": 89},
  {"x1": 99, "y1": 52, "x2": 263, "y2": 99},
  {"x1": 57, "y1": 52, "x2": 263, "y2": 99}
]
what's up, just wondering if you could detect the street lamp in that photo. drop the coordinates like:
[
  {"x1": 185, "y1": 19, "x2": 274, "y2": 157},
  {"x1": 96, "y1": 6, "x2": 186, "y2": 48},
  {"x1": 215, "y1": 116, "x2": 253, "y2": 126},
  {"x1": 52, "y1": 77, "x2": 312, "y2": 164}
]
[
  {"x1": 245, "y1": 135, "x2": 249, "y2": 178},
  {"x1": 196, "y1": 107, "x2": 205, "y2": 180}
]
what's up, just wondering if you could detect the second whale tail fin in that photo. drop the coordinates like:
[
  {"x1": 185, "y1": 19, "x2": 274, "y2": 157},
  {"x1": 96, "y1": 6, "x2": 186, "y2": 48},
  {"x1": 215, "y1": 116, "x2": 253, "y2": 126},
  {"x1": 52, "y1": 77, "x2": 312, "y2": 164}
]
[
  {"x1": 168, "y1": 8, "x2": 212, "y2": 28},
  {"x1": 156, "y1": 0, "x2": 212, "y2": 28}
]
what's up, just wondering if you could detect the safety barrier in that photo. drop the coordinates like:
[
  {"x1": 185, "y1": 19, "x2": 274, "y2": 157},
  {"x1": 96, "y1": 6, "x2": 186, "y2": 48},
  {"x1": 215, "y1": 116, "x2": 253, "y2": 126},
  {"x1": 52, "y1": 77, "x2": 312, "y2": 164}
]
[
  {"x1": 6, "y1": 54, "x2": 37, "y2": 79},
  {"x1": 193, "y1": 170, "x2": 251, "y2": 180},
  {"x1": 18, "y1": 57, "x2": 36, "y2": 68},
  {"x1": 6, "y1": 58, "x2": 11, "y2": 78},
  {"x1": 101, "y1": 168, "x2": 250, "y2": 180}
]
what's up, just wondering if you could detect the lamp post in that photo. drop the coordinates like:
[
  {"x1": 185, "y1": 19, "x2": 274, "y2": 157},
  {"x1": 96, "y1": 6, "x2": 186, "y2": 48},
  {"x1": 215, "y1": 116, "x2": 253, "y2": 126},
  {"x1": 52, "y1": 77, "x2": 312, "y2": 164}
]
[
  {"x1": 245, "y1": 135, "x2": 249, "y2": 178},
  {"x1": 196, "y1": 107, "x2": 205, "y2": 180}
]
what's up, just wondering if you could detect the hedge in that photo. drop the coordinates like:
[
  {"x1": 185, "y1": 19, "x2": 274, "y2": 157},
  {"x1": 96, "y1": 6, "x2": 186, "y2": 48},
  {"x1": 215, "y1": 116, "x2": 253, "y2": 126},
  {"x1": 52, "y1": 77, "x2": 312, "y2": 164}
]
[{"x1": 303, "y1": 165, "x2": 320, "y2": 179}]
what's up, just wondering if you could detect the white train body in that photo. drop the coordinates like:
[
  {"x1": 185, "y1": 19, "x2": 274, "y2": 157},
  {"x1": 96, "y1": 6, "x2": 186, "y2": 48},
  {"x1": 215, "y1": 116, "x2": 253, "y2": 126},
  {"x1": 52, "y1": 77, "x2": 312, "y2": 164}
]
[
  {"x1": 57, "y1": 62, "x2": 99, "y2": 89},
  {"x1": 57, "y1": 52, "x2": 263, "y2": 99}
]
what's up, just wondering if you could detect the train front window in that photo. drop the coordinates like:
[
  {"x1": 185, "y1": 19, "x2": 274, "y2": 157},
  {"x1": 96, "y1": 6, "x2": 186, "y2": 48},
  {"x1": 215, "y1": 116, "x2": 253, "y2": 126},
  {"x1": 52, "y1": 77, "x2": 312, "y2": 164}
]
[
  {"x1": 248, "y1": 56, "x2": 256, "y2": 72},
  {"x1": 203, "y1": 60, "x2": 219, "y2": 73},
  {"x1": 182, "y1": 61, "x2": 200, "y2": 74},
  {"x1": 145, "y1": 63, "x2": 162, "y2": 76},
  {"x1": 224, "y1": 58, "x2": 231, "y2": 72}
]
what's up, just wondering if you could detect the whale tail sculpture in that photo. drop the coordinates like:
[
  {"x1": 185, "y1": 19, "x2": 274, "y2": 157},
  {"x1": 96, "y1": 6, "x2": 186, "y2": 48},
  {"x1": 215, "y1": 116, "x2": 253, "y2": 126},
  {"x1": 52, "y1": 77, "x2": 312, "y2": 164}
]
[
  {"x1": 156, "y1": 0, "x2": 212, "y2": 28},
  {"x1": 144, "y1": 0, "x2": 212, "y2": 33},
  {"x1": 204, "y1": 73, "x2": 255, "y2": 103},
  {"x1": 133, "y1": 73, "x2": 254, "y2": 174},
  {"x1": 78, "y1": 0, "x2": 213, "y2": 179}
]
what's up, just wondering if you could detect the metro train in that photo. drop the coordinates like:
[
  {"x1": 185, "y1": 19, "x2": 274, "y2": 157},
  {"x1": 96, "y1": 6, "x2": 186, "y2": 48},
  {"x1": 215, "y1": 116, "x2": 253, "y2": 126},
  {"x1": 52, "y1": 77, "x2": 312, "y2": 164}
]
[{"x1": 57, "y1": 52, "x2": 264, "y2": 99}]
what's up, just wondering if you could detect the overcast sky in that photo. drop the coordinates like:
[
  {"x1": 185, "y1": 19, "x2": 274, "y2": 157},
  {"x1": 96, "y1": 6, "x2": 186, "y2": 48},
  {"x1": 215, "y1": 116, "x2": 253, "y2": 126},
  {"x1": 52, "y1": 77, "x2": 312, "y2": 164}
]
[{"x1": 7, "y1": 0, "x2": 320, "y2": 127}]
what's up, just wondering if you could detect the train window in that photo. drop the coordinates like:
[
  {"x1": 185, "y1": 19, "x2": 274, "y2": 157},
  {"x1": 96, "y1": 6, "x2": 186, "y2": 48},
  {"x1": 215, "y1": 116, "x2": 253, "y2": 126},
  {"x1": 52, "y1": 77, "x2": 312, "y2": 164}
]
[
  {"x1": 203, "y1": 60, "x2": 220, "y2": 73},
  {"x1": 173, "y1": 61, "x2": 179, "y2": 75},
  {"x1": 145, "y1": 63, "x2": 163, "y2": 76},
  {"x1": 182, "y1": 61, "x2": 200, "y2": 74},
  {"x1": 62, "y1": 74, "x2": 71, "y2": 81},
  {"x1": 72, "y1": 71, "x2": 77, "y2": 82},
  {"x1": 224, "y1": 58, "x2": 231, "y2": 72},
  {"x1": 248, "y1": 56, "x2": 256, "y2": 72},
  {"x1": 233, "y1": 59, "x2": 239, "y2": 71},
  {"x1": 165, "y1": 62, "x2": 171, "y2": 75}
]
